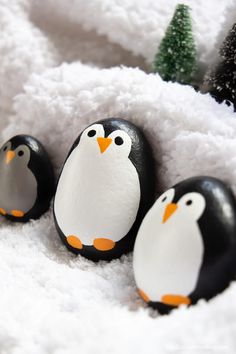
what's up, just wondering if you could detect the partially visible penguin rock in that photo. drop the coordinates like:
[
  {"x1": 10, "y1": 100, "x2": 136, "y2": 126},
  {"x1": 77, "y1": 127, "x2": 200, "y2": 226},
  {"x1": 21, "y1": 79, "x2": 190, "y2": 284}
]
[
  {"x1": 0, "y1": 135, "x2": 55, "y2": 222},
  {"x1": 54, "y1": 118, "x2": 155, "y2": 261},
  {"x1": 133, "y1": 176, "x2": 236, "y2": 314}
]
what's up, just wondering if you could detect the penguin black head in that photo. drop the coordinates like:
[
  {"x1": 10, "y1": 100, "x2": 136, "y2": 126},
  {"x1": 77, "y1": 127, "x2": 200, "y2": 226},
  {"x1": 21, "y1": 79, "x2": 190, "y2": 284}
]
[
  {"x1": 171, "y1": 176, "x2": 236, "y2": 257},
  {"x1": 67, "y1": 118, "x2": 155, "y2": 210},
  {"x1": 160, "y1": 186, "x2": 206, "y2": 225},
  {"x1": 1, "y1": 135, "x2": 40, "y2": 169},
  {"x1": 69, "y1": 118, "x2": 152, "y2": 165}
]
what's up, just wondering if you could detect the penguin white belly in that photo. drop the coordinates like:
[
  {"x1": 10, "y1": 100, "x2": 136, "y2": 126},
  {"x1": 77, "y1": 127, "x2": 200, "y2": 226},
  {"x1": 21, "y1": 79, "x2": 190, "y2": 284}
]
[
  {"x1": 0, "y1": 167, "x2": 37, "y2": 213},
  {"x1": 54, "y1": 147, "x2": 141, "y2": 245},
  {"x1": 133, "y1": 216, "x2": 204, "y2": 302}
]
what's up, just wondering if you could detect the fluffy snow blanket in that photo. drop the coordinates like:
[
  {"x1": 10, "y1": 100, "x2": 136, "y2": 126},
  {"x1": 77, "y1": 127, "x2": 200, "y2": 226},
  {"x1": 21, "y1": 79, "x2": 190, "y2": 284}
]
[{"x1": 0, "y1": 1, "x2": 236, "y2": 353}]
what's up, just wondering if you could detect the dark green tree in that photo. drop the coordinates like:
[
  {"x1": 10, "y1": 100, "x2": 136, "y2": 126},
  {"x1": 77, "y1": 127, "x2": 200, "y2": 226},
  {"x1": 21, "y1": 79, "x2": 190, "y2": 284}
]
[
  {"x1": 203, "y1": 24, "x2": 236, "y2": 109},
  {"x1": 153, "y1": 4, "x2": 197, "y2": 85}
]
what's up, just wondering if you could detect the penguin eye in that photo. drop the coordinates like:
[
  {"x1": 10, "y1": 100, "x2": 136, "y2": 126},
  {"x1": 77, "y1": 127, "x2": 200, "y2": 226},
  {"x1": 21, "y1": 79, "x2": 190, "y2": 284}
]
[
  {"x1": 186, "y1": 200, "x2": 192, "y2": 206},
  {"x1": 87, "y1": 130, "x2": 96, "y2": 137},
  {"x1": 3, "y1": 146, "x2": 7, "y2": 151},
  {"x1": 161, "y1": 196, "x2": 167, "y2": 202},
  {"x1": 18, "y1": 150, "x2": 24, "y2": 157},
  {"x1": 114, "y1": 137, "x2": 124, "y2": 146}
]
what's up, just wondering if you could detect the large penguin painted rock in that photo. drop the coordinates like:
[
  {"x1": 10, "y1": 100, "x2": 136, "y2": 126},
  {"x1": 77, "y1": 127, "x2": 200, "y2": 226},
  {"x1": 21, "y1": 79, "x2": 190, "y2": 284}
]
[
  {"x1": 0, "y1": 135, "x2": 55, "y2": 222},
  {"x1": 54, "y1": 118, "x2": 155, "y2": 261},
  {"x1": 133, "y1": 176, "x2": 236, "y2": 314}
]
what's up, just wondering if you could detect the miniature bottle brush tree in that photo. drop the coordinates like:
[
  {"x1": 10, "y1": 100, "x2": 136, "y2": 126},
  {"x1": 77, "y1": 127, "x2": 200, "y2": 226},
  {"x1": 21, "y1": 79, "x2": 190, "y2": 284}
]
[
  {"x1": 203, "y1": 23, "x2": 236, "y2": 110},
  {"x1": 153, "y1": 4, "x2": 197, "y2": 85}
]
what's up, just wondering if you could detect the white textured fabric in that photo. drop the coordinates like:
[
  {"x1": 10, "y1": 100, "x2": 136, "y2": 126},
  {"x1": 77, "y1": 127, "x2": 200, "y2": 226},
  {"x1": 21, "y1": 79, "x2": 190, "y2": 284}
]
[{"x1": 0, "y1": 1, "x2": 236, "y2": 353}]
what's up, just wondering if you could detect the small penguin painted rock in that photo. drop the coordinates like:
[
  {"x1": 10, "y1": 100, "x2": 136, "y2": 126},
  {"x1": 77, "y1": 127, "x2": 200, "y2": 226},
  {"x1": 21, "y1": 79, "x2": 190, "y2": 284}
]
[
  {"x1": 0, "y1": 135, "x2": 55, "y2": 222},
  {"x1": 133, "y1": 176, "x2": 236, "y2": 314},
  {"x1": 54, "y1": 118, "x2": 155, "y2": 261}
]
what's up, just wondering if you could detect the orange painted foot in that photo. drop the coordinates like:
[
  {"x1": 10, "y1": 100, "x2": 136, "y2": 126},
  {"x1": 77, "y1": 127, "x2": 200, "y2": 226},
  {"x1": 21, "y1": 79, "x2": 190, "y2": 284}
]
[
  {"x1": 138, "y1": 289, "x2": 150, "y2": 303},
  {"x1": 11, "y1": 210, "x2": 24, "y2": 217},
  {"x1": 93, "y1": 238, "x2": 115, "y2": 251},
  {"x1": 67, "y1": 235, "x2": 83, "y2": 250},
  {"x1": 161, "y1": 294, "x2": 191, "y2": 307},
  {"x1": 0, "y1": 208, "x2": 6, "y2": 216}
]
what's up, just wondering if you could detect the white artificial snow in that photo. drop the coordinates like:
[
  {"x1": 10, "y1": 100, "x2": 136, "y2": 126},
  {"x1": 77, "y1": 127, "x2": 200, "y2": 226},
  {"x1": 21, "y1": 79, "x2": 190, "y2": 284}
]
[
  {"x1": 33, "y1": 0, "x2": 232, "y2": 69},
  {"x1": 210, "y1": 0, "x2": 236, "y2": 65},
  {"x1": 0, "y1": 1, "x2": 236, "y2": 353}
]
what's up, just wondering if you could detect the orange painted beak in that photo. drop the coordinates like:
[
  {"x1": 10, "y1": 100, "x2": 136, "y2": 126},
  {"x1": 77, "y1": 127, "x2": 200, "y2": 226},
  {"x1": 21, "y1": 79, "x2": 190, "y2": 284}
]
[
  {"x1": 162, "y1": 203, "x2": 178, "y2": 223},
  {"x1": 5, "y1": 150, "x2": 16, "y2": 164},
  {"x1": 97, "y1": 137, "x2": 112, "y2": 153}
]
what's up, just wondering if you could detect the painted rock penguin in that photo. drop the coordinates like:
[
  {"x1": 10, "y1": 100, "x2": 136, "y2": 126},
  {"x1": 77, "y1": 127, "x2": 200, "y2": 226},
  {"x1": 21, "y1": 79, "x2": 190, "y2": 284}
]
[
  {"x1": 54, "y1": 118, "x2": 155, "y2": 261},
  {"x1": 133, "y1": 176, "x2": 236, "y2": 314},
  {"x1": 0, "y1": 135, "x2": 55, "y2": 222}
]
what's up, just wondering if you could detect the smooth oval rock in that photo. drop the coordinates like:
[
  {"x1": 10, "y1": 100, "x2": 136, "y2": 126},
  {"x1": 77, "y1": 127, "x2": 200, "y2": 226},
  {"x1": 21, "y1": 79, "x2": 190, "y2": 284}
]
[
  {"x1": 0, "y1": 135, "x2": 55, "y2": 222},
  {"x1": 54, "y1": 118, "x2": 155, "y2": 261},
  {"x1": 133, "y1": 176, "x2": 236, "y2": 314}
]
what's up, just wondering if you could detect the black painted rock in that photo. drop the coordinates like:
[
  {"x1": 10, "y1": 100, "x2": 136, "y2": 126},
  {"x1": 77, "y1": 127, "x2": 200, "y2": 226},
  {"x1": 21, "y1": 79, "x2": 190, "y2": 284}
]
[
  {"x1": 0, "y1": 135, "x2": 55, "y2": 222},
  {"x1": 133, "y1": 176, "x2": 236, "y2": 314},
  {"x1": 54, "y1": 118, "x2": 155, "y2": 261}
]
